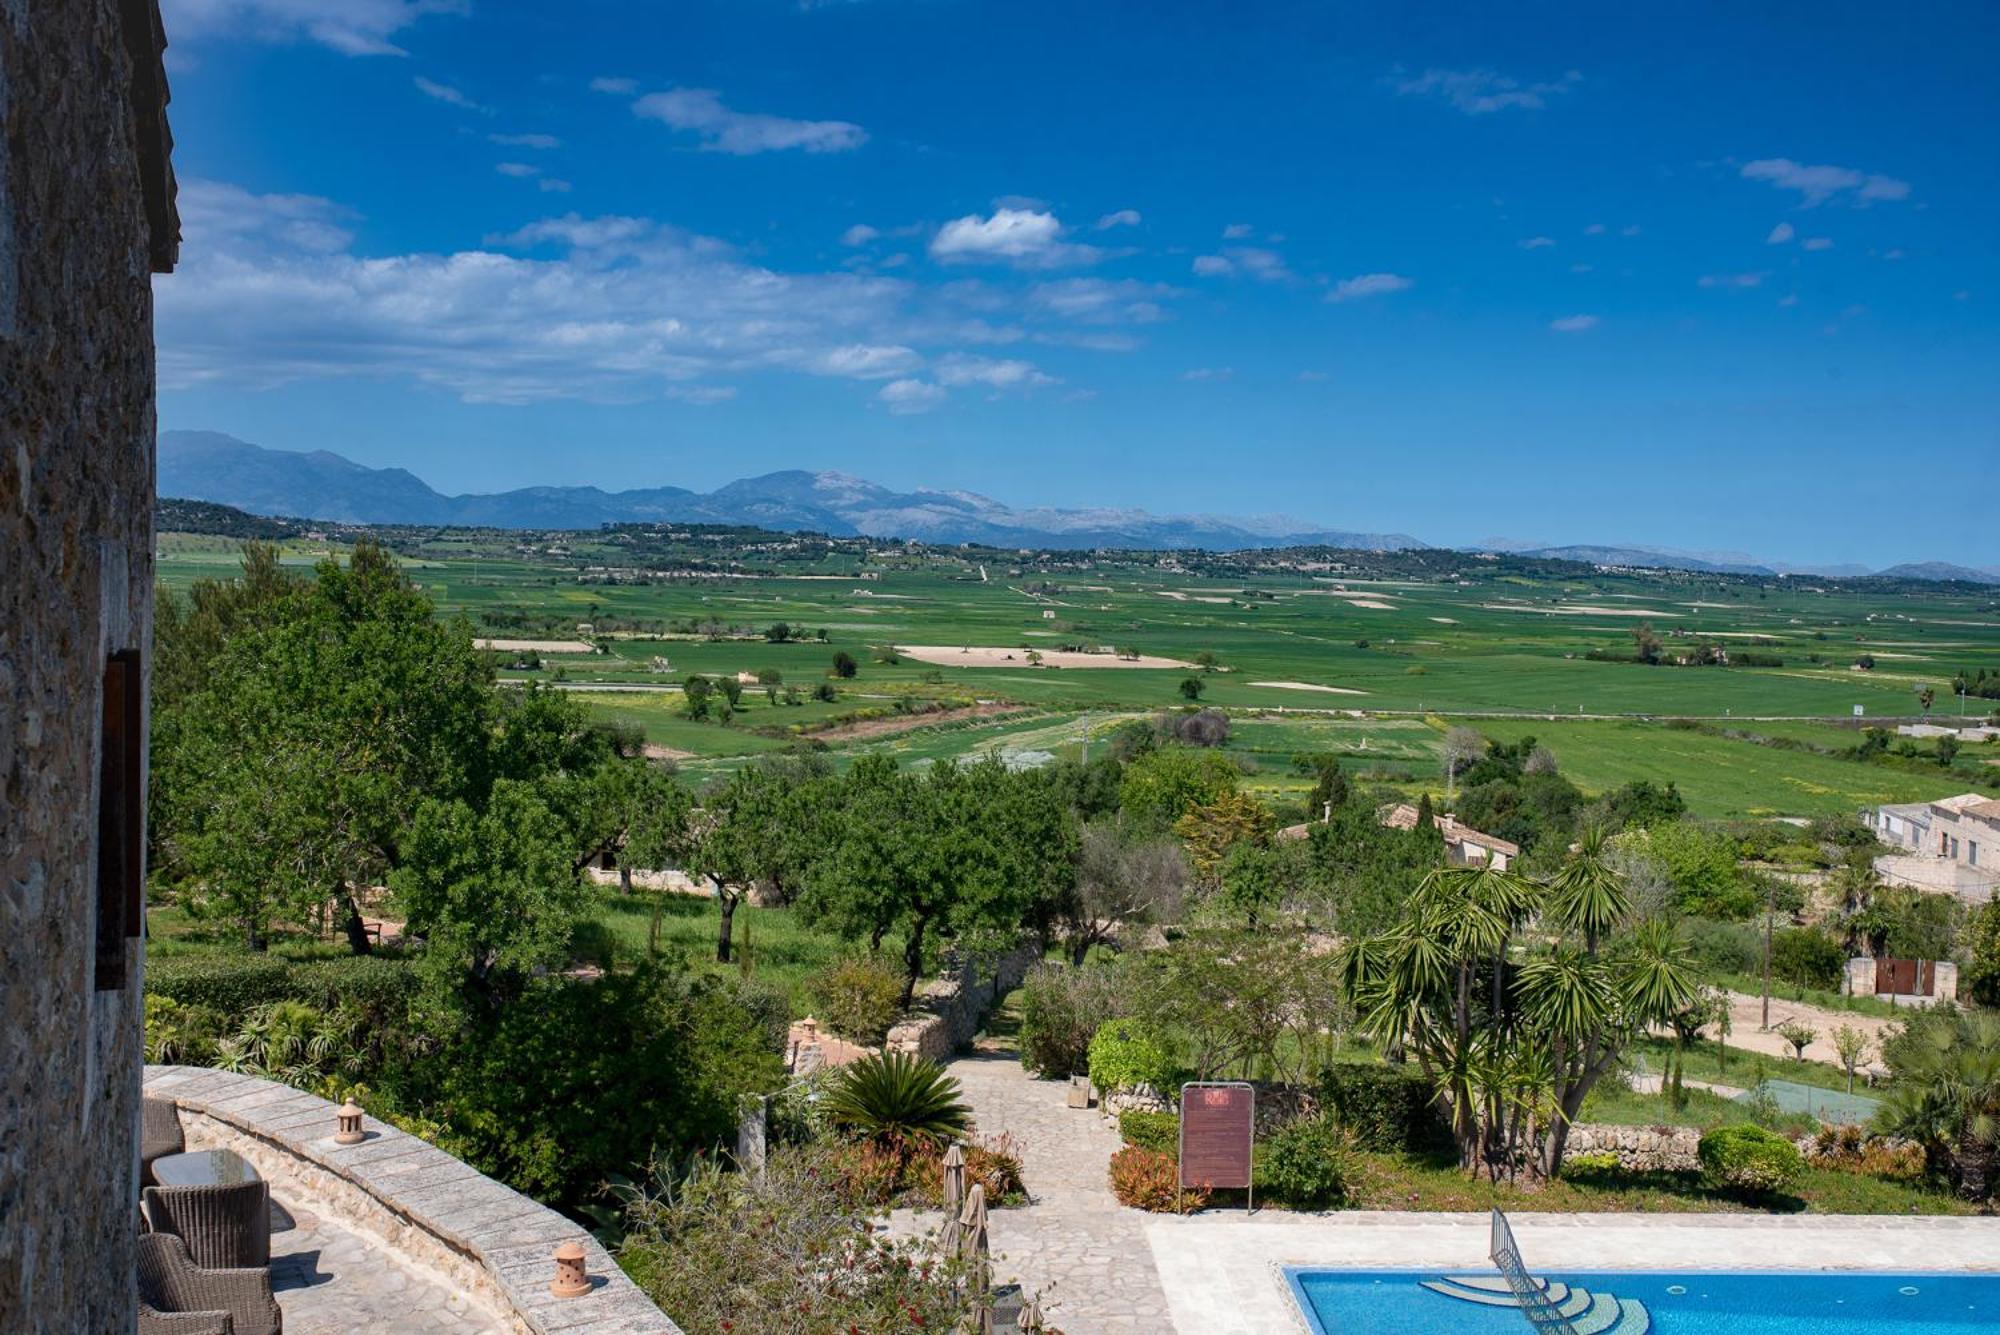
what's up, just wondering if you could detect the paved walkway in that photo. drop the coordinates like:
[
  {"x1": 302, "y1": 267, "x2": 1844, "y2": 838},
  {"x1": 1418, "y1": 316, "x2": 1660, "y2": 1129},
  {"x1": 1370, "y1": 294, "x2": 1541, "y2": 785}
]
[
  {"x1": 267, "y1": 1195, "x2": 504, "y2": 1334},
  {"x1": 900, "y1": 1049, "x2": 1173, "y2": 1334}
]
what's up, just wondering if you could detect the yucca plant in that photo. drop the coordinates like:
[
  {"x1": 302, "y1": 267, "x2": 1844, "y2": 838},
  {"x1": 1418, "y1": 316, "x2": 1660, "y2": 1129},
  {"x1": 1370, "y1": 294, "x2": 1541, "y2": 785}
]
[{"x1": 823, "y1": 1051, "x2": 971, "y2": 1148}]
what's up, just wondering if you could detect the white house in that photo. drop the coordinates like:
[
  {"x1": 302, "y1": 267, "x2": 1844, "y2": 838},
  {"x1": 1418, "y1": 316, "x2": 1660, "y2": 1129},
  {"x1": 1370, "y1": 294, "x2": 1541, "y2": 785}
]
[{"x1": 1871, "y1": 792, "x2": 2000, "y2": 903}]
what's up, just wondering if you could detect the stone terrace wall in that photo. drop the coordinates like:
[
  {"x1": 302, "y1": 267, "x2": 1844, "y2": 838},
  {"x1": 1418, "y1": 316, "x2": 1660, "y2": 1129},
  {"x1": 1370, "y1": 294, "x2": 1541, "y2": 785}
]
[
  {"x1": 145, "y1": 1067, "x2": 680, "y2": 1334},
  {"x1": 1565, "y1": 1124, "x2": 1704, "y2": 1173},
  {"x1": 884, "y1": 946, "x2": 1040, "y2": 1063}
]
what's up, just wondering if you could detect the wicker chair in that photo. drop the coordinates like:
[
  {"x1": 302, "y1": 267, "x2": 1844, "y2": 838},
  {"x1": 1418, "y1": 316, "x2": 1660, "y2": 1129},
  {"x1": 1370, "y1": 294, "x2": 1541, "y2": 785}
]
[
  {"x1": 137, "y1": 1233, "x2": 282, "y2": 1335},
  {"x1": 143, "y1": 1179, "x2": 272, "y2": 1269},
  {"x1": 142, "y1": 1097, "x2": 186, "y2": 1186}
]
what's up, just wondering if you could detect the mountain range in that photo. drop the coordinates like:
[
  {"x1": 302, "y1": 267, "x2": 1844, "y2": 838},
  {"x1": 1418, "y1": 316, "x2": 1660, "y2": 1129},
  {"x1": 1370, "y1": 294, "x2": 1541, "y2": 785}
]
[{"x1": 157, "y1": 431, "x2": 1998, "y2": 583}]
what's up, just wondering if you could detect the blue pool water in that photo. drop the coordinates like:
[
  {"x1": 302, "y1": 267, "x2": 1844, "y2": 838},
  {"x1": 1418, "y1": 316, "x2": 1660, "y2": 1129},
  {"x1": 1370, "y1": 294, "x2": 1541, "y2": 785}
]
[{"x1": 1287, "y1": 1269, "x2": 1998, "y2": 1334}]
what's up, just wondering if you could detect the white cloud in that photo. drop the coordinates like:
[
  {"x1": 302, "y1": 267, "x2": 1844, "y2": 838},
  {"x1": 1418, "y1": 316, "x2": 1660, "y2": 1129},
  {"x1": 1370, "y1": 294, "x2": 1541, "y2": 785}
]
[
  {"x1": 1025, "y1": 278, "x2": 1175, "y2": 325},
  {"x1": 1740, "y1": 158, "x2": 1911, "y2": 206},
  {"x1": 172, "y1": 178, "x2": 355, "y2": 253},
  {"x1": 1190, "y1": 247, "x2": 1290, "y2": 281},
  {"x1": 1180, "y1": 366, "x2": 1234, "y2": 381},
  {"x1": 1569, "y1": 263, "x2": 1594, "y2": 274},
  {"x1": 495, "y1": 162, "x2": 539, "y2": 178},
  {"x1": 1698, "y1": 271, "x2": 1768, "y2": 288},
  {"x1": 841, "y1": 224, "x2": 881, "y2": 246},
  {"x1": 665, "y1": 385, "x2": 737, "y2": 405},
  {"x1": 1392, "y1": 66, "x2": 1581, "y2": 115},
  {"x1": 1802, "y1": 237, "x2": 1834, "y2": 251},
  {"x1": 1766, "y1": 222, "x2": 1795, "y2": 244},
  {"x1": 1519, "y1": 236, "x2": 1556, "y2": 249},
  {"x1": 538, "y1": 179, "x2": 573, "y2": 194},
  {"x1": 1583, "y1": 223, "x2": 1606, "y2": 236},
  {"x1": 414, "y1": 77, "x2": 489, "y2": 114},
  {"x1": 878, "y1": 379, "x2": 947, "y2": 414},
  {"x1": 1549, "y1": 314, "x2": 1598, "y2": 332},
  {"x1": 1095, "y1": 209, "x2": 1143, "y2": 230},
  {"x1": 589, "y1": 77, "x2": 638, "y2": 95},
  {"x1": 632, "y1": 88, "x2": 866, "y2": 154},
  {"x1": 162, "y1": 0, "x2": 467, "y2": 56},
  {"x1": 491, "y1": 133, "x2": 561, "y2": 149},
  {"x1": 1881, "y1": 248, "x2": 1905, "y2": 260},
  {"x1": 1327, "y1": 272, "x2": 1413, "y2": 303},
  {"x1": 934, "y1": 355, "x2": 1057, "y2": 389},
  {"x1": 1297, "y1": 370, "x2": 1329, "y2": 382},
  {"x1": 1221, "y1": 222, "x2": 1254, "y2": 240},
  {"x1": 930, "y1": 209, "x2": 1101, "y2": 269},
  {"x1": 1778, "y1": 294, "x2": 1801, "y2": 307},
  {"x1": 1620, "y1": 225, "x2": 1641, "y2": 237}
]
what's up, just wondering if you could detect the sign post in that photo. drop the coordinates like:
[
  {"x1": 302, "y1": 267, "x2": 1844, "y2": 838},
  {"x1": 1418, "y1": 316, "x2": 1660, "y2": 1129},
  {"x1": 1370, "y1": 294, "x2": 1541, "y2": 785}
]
[{"x1": 1178, "y1": 1082, "x2": 1255, "y2": 1212}]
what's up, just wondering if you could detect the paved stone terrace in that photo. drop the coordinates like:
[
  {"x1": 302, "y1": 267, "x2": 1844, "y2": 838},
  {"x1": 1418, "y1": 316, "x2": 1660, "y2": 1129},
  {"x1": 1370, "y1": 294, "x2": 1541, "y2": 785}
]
[
  {"x1": 145, "y1": 1066, "x2": 679, "y2": 1334},
  {"x1": 896, "y1": 1049, "x2": 1174, "y2": 1333},
  {"x1": 268, "y1": 1197, "x2": 500, "y2": 1333}
]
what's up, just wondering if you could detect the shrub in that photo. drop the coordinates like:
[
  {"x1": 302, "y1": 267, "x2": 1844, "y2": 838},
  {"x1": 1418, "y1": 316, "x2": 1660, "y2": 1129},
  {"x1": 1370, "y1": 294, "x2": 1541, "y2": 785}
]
[
  {"x1": 1682, "y1": 917, "x2": 1761, "y2": 975},
  {"x1": 1087, "y1": 1020, "x2": 1180, "y2": 1097},
  {"x1": 812, "y1": 955, "x2": 906, "y2": 1047},
  {"x1": 1109, "y1": 1145, "x2": 1207, "y2": 1213},
  {"x1": 1771, "y1": 928, "x2": 1844, "y2": 991},
  {"x1": 824, "y1": 1052, "x2": 972, "y2": 1149},
  {"x1": 1318, "y1": 1063, "x2": 1452, "y2": 1153},
  {"x1": 1809, "y1": 1124, "x2": 1926, "y2": 1182},
  {"x1": 727, "y1": 976, "x2": 793, "y2": 1056},
  {"x1": 1017, "y1": 963, "x2": 1124, "y2": 1079},
  {"x1": 146, "y1": 954, "x2": 298, "y2": 1018},
  {"x1": 1118, "y1": 1110, "x2": 1181, "y2": 1157},
  {"x1": 1562, "y1": 1151, "x2": 1620, "y2": 1175},
  {"x1": 287, "y1": 956, "x2": 419, "y2": 1025},
  {"x1": 144, "y1": 994, "x2": 228, "y2": 1065},
  {"x1": 1698, "y1": 1124, "x2": 1803, "y2": 1196},
  {"x1": 1260, "y1": 1116, "x2": 1353, "y2": 1210},
  {"x1": 620, "y1": 1145, "x2": 984, "y2": 1333},
  {"x1": 908, "y1": 1132, "x2": 1027, "y2": 1206}
]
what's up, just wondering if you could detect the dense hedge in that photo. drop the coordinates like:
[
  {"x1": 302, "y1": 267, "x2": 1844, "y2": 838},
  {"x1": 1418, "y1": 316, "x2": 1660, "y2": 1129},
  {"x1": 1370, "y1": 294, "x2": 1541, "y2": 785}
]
[
  {"x1": 1317, "y1": 1063, "x2": 1453, "y2": 1153},
  {"x1": 1698, "y1": 1124, "x2": 1803, "y2": 1196},
  {"x1": 146, "y1": 953, "x2": 419, "y2": 1025},
  {"x1": 1117, "y1": 1110, "x2": 1181, "y2": 1156}
]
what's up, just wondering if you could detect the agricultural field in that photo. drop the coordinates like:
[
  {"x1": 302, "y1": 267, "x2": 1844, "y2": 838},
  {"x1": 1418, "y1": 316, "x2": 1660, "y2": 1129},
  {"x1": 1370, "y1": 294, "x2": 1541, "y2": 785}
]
[{"x1": 155, "y1": 522, "x2": 2000, "y2": 817}]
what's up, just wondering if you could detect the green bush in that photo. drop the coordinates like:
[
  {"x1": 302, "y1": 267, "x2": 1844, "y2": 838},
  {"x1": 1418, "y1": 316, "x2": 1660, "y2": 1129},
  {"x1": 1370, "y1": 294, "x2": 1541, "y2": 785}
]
[
  {"x1": 1017, "y1": 963, "x2": 1123, "y2": 1079},
  {"x1": 1318, "y1": 1063, "x2": 1452, "y2": 1153},
  {"x1": 286, "y1": 956, "x2": 419, "y2": 1023},
  {"x1": 1087, "y1": 1020, "x2": 1180, "y2": 1096},
  {"x1": 1260, "y1": 1116, "x2": 1353, "y2": 1210},
  {"x1": 1771, "y1": 928, "x2": 1845, "y2": 991},
  {"x1": 1118, "y1": 1110, "x2": 1181, "y2": 1156},
  {"x1": 1698, "y1": 1124, "x2": 1803, "y2": 1196},
  {"x1": 811, "y1": 955, "x2": 906, "y2": 1047},
  {"x1": 146, "y1": 954, "x2": 299, "y2": 1018},
  {"x1": 824, "y1": 1052, "x2": 971, "y2": 1148}
]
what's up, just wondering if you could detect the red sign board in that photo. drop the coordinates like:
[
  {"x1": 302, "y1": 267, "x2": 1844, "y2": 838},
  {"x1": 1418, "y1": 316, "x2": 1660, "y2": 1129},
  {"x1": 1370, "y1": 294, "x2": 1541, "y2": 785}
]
[{"x1": 1179, "y1": 1083, "x2": 1254, "y2": 1191}]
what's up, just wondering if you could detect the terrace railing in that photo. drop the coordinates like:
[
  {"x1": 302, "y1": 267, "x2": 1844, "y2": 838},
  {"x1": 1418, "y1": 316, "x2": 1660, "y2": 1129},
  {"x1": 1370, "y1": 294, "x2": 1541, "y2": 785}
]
[{"x1": 1488, "y1": 1209, "x2": 1580, "y2": 1335}]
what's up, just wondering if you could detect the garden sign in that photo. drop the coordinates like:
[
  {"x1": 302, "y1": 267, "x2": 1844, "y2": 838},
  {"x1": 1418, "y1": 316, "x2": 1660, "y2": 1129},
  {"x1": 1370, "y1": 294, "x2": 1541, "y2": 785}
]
[{"x1": 1179, "y1": 1081, "x2": 1255, "y2": 1209}]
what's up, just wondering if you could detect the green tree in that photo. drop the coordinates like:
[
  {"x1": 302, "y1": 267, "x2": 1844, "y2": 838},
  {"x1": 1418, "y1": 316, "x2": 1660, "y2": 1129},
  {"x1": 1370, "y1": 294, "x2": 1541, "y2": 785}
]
[
  {"x1": 801, "y1": 756, "x2": 1076, "y2": 1006},
  {"x1": 693, "y1": 756, "x2": 835, "y2": 963},
  {"x1": 1830, "y1": 1024, "x2": 1870, "y2": 1094},
  {"x1": 1178, "y1": 676, "x2": 1205, "y2": 701},
  {"x1": 1118, "y1": 745, "x2": 1240, "y2": 831},
  {"x1": 1342, "y1": 841, "x2": 1696, "y2": 1182},
  {"x1": 1173, "y1": 790, "x2": 1276, "y2": 888},
  {"x1": 831, "y1": 650, "x2": 859, "y2": 679}
]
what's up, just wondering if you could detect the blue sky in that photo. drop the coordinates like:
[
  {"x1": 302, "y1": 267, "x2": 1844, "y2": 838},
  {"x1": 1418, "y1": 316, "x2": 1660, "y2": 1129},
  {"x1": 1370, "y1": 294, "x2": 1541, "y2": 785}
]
[{"x1": 155, "y1": 1, "x2": 1998, "y2": 566}]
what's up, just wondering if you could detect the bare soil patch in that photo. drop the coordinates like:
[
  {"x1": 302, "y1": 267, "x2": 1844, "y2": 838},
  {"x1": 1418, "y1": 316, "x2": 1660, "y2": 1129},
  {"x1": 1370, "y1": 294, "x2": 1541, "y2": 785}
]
[
  {"x1": 894, "y1": 644, "x2": 1197, "y2": 670},
  {"x1": 811, "y1": 702, "x2": 1030, "y2": 742},
  {"x1": 475, "y1": 637, "x2": 597, "y2": 653},
  {"x1": 1248, "y1": 680, "x2": 1368, "y2": 696}
]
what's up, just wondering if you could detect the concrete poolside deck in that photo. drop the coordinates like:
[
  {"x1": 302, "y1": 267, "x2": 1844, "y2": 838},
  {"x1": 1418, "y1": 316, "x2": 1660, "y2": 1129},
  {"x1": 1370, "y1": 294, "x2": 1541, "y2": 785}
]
[{"x1": 1144, "y1": 1211, "x2": 2000, "y2": 1334}]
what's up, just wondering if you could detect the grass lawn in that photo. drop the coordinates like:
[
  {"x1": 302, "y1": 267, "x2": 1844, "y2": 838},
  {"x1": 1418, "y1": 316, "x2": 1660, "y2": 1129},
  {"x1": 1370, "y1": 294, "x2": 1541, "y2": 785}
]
[{"x1": 1343, "y1": 1151, "x2": 1974, "y2": 1216}]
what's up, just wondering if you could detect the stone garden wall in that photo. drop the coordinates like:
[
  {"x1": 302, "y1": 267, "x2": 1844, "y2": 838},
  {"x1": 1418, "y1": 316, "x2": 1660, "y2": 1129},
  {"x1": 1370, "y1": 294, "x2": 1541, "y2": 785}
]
[
  {"x1": 884, "y1": 946, "x2": 1041, "y2": 1063},
  {"x1": 1563, "y1": 1123, "x2": 1704, "y2": 1172}
]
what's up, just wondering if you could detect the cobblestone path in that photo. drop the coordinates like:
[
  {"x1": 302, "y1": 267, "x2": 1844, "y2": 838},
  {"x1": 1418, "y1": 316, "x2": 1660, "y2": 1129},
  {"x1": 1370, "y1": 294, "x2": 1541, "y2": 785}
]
[{"x1": 940, "y1": 1048, "x2": 1173, "y2": 1334}]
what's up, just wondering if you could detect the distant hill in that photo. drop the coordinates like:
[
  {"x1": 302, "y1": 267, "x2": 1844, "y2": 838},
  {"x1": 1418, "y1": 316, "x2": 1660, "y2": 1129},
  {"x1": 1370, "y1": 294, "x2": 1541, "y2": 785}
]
[
  {"x1": 156, "y1": 431, "x2": 1425, "y2": 552},
  {"x1": 1872, "y1": 561, "x2": 2000, "y2": 586}
]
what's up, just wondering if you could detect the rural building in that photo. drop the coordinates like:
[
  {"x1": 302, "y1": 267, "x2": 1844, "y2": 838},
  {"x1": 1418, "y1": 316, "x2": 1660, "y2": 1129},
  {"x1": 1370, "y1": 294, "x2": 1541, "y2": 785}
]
[
  {"x1": 1377, "y1": 803, "x2": 1520, "y2": 870},
  {"x1": 1870, "y1": 793, "x2": 2000, "y2": 904},
  {"x1": 1, "y1": 2, "x2": 179, "y2": 1327}
]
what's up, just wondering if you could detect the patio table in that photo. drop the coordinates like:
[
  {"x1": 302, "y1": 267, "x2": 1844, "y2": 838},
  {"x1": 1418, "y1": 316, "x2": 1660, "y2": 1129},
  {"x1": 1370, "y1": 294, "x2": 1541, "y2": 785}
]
[{"x1": 150, "y1": 1148, "x2": 262, "y2": 1188}]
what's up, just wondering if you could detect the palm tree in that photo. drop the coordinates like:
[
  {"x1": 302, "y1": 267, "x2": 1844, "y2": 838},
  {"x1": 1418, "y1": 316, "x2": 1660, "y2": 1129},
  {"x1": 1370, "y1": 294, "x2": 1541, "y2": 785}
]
[
  {"x1": 1881, "y1": 1011, "x2": 2000, "y2": 1201},
  {"x1": 823, "y1": 1051, "x2": 973, "y2": 1149}
]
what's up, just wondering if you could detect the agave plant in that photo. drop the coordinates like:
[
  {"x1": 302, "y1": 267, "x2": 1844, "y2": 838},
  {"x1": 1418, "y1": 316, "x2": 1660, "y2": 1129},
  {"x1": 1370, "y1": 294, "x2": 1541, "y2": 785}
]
[{"x1": 823, "y1": 1051, "x2": 972, "y2": 1148}]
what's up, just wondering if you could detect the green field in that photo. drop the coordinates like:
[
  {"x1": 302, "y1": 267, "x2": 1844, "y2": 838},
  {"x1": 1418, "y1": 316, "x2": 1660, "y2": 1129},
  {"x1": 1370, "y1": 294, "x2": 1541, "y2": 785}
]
[{"x1": 156, "y1": 527, "x2": 2000, "y2": 816}]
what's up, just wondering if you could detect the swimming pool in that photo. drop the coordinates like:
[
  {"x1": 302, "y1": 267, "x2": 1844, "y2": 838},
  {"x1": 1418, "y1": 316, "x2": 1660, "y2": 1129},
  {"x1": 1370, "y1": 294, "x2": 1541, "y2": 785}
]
[{"x1": 1286, "y1": 1268, "x2": 1997, "y2": 1334}]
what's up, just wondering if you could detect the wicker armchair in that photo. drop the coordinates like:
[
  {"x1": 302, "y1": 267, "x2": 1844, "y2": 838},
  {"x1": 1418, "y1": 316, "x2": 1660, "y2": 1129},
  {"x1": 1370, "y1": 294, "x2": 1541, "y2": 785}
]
[
  {"x1": 137, "y1": 1233, "x2": 282, "y2": 1335},
  {"x1": 142, "y1": 1097, "x2": 186, "y2": 1186},
  {"x1": 143, "y1": 1179, "x2": 272, "y2": 1269}
]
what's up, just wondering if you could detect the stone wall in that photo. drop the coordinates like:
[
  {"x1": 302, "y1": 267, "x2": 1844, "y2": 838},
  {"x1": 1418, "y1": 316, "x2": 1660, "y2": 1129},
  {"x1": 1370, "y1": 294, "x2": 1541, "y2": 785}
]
[
  {"x1": 1564, "y1": 1124, "x2": 1704, "y2": 1173},
  {"x1": 145, "y1": 1067, "x2": 682, "y2": 1334},
  {"x1": 1, "y1": 4, "x2": 175, "y2": 1330},
  {"x1": 883, "y1": 946, "x2": 1041, "y2": 1063}
]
